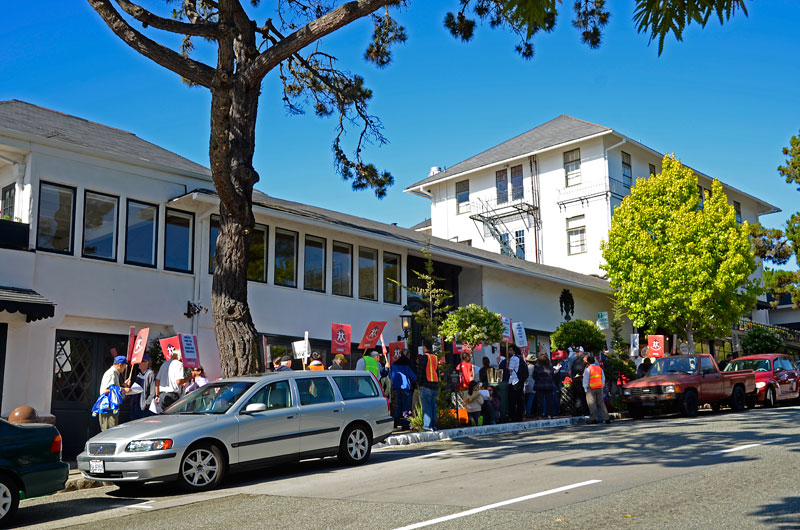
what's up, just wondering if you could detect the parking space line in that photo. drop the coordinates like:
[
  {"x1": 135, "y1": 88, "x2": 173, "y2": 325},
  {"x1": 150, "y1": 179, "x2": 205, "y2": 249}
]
[
  {"x1": 392, "y1": 479, "x2": 602, "y2": 530},
  {"x1": 702, "y1": 437, "x2": 789, "y2": 456}
]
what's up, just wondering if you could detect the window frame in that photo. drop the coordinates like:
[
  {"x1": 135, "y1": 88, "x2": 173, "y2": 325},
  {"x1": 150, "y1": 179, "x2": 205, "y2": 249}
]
[
  {"x1": 124, "y1": 198, "x2": 159, "y2": 268},
  {"x1": 273, "y1": 227, "x2": 299, "y2": 288},
  {"x1": 81, "y1": 189, "x2": 119, "y2": 262},
  {"x1": 649, "y1": 163, "x2": 656, "y2": 177},
  {"x1": 734, "y1": 201, "x2": 742, "y2": 224},
  {"x1": 246, "y1": 222, "x2": 269, "y2": 283},
  {"x1": 303, "y1": 234, "x2": 327, "y2": 293},
  {"x1": 332, "y1": 240, "x2": 353, "y2": 297},
  {"x1": 455, "y1": 180, "x2": 470, "y2": 214},
  {"x1": 164, "y1": 207, "x2": 195, "y2": 274},
  {"x1": 383, "y1": 251, "x2": 401, "y2": 305},
  {"x1": 621, "y1": 151, "x2": 633, "y2": 187},
  {"x1": 36, "y1": 180, "x2": 77, "y2": 255},
  {"x1": 1, "y1": 183, "x2": 15, "y2": 220},
  {"x1": 515, "y1": 229, "x2": 525, "y2": 259},
  {"x1": 358, "y1": 245, "x2": 379, "y2": 301},
  {"x1": 297, "y1": 376, "x2": 337, "y2": 406},
  {"x1": 566, "y1": 215, "x2": 587, "y2": 255},
  {"x1": 510, "y1": 164, "x2": 524, "y2": 200},
  {"x1": 495, "y1": 170, "x2": 508, "y2": 204},
  {"x1": 563, "y1": 148, "x2": 582, "y2": 187},
  {"x1": 208, "y1": 214, "x2": 220, "y2": 275}
]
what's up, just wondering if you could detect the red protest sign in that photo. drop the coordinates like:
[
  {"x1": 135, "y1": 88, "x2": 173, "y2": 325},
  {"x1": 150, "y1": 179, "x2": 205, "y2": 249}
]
[
  {"x1": 130, "y1": 328, "x2": 150, "y2": 364},
  {"x1": 648, "y1": 335, "x2": 665, "y2": 358},
  {"x1": 501, "y1": 316, "x2": 513, "y2": 344},
  {"x1": 331, "y1": 323, "x2": 352, "y2": 355},
  {"x1": 453, "y1": 342, "x2": 482, "y2": 355},
  {"x1": 388, "y1": 341, "x2": 405, "y2": 364},
  {"x1": 126, "y1": 326, "x2": 137, "y2": 361},
  {"x1": 159, "y1": 336, "x2": 181, "y2": 362},
  {"x1": 357, "y1": 321, "x2": 387, "y2": 350}
]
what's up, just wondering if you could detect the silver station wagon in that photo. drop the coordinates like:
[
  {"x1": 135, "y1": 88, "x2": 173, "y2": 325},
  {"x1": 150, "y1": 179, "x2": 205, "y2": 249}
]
[{"x1": 77, "y1": 371, "x2": 393, "y2": 491}]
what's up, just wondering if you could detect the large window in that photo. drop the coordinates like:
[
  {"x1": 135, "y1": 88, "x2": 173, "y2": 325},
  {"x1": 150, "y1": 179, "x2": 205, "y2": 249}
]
[
  {"x1": 1, "y1": 184, "x2": 15, "y2": 220},
  {"x1": 621, "y1": 151, "x2": 632, "y2": 187},
  {"x1": 563, "y1": 148, "x2": 581, "y2": 187},
  {"x1": 247, "y1": 224, "x2": 268, "y2": 282},
  {"x1": 383, "y1": 252, "x2": 401, "y2": 304},
  {"x1": 164, "y1": 208, "x2": 194, "y2": 273},
  {"x1": 82, "y1": 191, "x2": 118, "y2": 261},
  {"x1": 274, "y1": 228, "x2": 298, "y2": 288},
  {"x1": 125, "y1": 200, "x2": 158, "y2": 267},
  {"x1": 37, "y1": 181, "x2": 76, "y2": 254},
  {"x1": 456, "y1": 180, "x2": 470, "y2": 214},
  {"x1": 359, "y1": 246, "x2": 378, "y2": 300},
  {"x1": 567, "y1": 215, "x2": 586, "y2": 255},
  {"x1": 495, "y1": 170, "x2": 508, "y2": 204},
  {"x1": 734, "y1": 201, "x2": 742, "y2": 224},
  {"x1": 515, "y1": 229, "x2": 525, "y2": 259},
  {"x1": 304, "y1": 235, "x2": 326, "y2": 292},
  {"x1": 332, "y1": 241, "x2": 353, "y2": 297},
  {"x1": 510, "y1": 165, "x2": 524, "y2": 200}
]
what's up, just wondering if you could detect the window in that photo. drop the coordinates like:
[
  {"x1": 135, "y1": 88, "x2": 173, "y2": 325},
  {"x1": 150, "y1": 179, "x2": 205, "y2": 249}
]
[
  {"x1": 567, "y1": 215, "x2": 586, "y2": 255},
  {"x1": 82, "y1": 191, "x2": 118, "y2": 261},
  {"x1": 1, "y1": 184, "x2": 14, "y2": 220},
  {"x1": 515, "y1": 229, "x2": 525, "y2": 259},
  {"x1": 274, "y1": 228, "x2": 298, "y2": 287},
  {"x1": 456, "y1": 180, "x2": 470, "y2": 214},
  {"x1": 383, "y1": 252, "x2": 401, "y2": 304},
  {"x1": 359, "y1": 246, "x2": 378, "y2": 300},
  {"x1": 333, "y1": 375, "x2": 380, "y2": 400},
  {"x1": 621, "y1": 151, "x2": 632, "y2": 187},
  {"x1": 209, "y1": 215, "x2": 220, "y2": 273},
  {"x1": 304, "y1": 235, "x2": 326, "y2": 292},
  {"x1": 332, "y1": 241, "x2": 352, "y2": 297},
  {"x1": 37, "y1": 182, "x2": 76, "y2": 254},
  {"x1": 125, "y1": 200, "x2": 158, "y2": 266},
  {"x1": 246, "y1": 380, "x2": 292, "y2": 410},
  {"x1": 564, "y1": 148, "x2": 581, "y2": 187},
  {"x1": 649, "y1": 163, "x2": 656, "y2": 176},
  {"x1": 700, "y1": 356, "x2": 715, "y2": 375},
  {"x1": 164, "y1": 209, "x2": 194, "y2": 273},
  {"x1": 698, "y1": 186, "x2": 705, "y2": 209},
  {"x1": 734, "y1": 201, "x2": 742, "y2": 223},
  {"x1": 298, "y1": 377, "x2": 336, "y2": 405},
  {"x1": 495, "y1": 170, "x2": 508, "y2": 204},
  {"x1": 500, "y1": 233, "x2": 512, "y2": 256},
  {"x1": 247, "y1": 224, "x2": 268, "y2": 282},
  {"x1": 511, "y1": 165, "x2": 524, "y2": 200}
]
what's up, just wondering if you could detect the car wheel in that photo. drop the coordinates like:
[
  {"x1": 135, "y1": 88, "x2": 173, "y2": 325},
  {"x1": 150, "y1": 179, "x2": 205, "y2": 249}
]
[
  {"x1": 0, "y1": 473, "x2": 20, "y2": 527},
  {"x1": 763, "y1": 387, "x2": 776, "y2": 408},
  {"x1": 178, "y1": 443, "x2": 226, "y2": 492},
  {"x1": 680, "y1": 390, "x2": 698, "y2": 417},
  {"x1": 628, "y1": 404, "x2": 645, "y2": 420},
  {"x1": 338, "y1": 424, "x2": 372, "y2": 466},
  {"x1": 730, "y1": 386, "x2": 747, "y2": 412}
]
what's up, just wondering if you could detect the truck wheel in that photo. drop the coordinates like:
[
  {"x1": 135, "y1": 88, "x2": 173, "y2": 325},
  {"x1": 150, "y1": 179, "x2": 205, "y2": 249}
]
[
  {"x1": 763, "y1": 387, "x2": 776, "y2": 408},
  {"x1": 730, "y1": 386, "x2": 746, "y2": 412},
  {"x1": 0, "y1": 473, "x2": 20, "y2": 526},
  {"x1": 628, "y1": 404, "x2": 645, "y2": 420},
  {"x1": 680, "y1": 390, "x2": 698, "y2": 417}
]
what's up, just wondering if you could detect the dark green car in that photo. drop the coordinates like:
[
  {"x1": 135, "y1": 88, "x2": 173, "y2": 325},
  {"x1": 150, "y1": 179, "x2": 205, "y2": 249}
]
[{"x1": 0, "y1": 418, "x2": 69, "y2": 526}]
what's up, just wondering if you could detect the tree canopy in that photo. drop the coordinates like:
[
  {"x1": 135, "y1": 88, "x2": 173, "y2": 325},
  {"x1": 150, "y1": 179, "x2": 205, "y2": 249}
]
[
  {"x1": 601, "y1": 155, "x2": 760, "y2": 351},
  {"x1": 440, "y1": 304, "x2": 504, "y2": 350},
  {"x1": 740, "y1": 326, "x2": 783, "y2": 355},
  {"x1": 550, "y1": 319, "x2": 606, "y2": 353}
]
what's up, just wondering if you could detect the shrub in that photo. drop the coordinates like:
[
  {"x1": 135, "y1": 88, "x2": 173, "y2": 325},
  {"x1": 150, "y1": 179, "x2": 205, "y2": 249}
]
[
  {"x1": 551, "y1": 319, "x2": 606, "y2": 353},
  {"x1": 741, "y1": 326, "x2": 783, "y2": 354}
]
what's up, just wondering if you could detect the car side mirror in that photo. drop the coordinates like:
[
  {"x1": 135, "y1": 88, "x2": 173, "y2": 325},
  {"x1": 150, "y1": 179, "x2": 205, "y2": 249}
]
[{"x1": 242, "y1": 403, "x2": 267, "y2": 414}]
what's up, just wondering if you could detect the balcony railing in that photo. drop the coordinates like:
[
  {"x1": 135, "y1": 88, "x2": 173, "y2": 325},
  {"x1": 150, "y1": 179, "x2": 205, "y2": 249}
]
[
  {"x1": 0, "y1": 219, "x2": 30, "y2": 251},
  {"x1": 557, "y1": 178, "x2": 631, "y2": 204}
]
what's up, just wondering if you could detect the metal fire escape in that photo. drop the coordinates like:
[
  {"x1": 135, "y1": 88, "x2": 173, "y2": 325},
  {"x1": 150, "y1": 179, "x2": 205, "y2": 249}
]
[{"x1": 469, "y1": 195, "x2": 538, "y2": 260}]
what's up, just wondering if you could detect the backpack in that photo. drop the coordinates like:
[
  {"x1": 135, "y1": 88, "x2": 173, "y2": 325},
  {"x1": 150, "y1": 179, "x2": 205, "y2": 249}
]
[{"x1": 516, "y1": 356, "x2": 529, "y2": 385}]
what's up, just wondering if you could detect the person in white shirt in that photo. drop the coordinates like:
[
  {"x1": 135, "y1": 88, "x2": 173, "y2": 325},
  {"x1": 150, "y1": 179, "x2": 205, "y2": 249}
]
[
  {"x1": 508, "y1": 345, "x2": 525, "y2": 422},
  {"x1": 155, "y1": 348, "x2": 187, "y2": 410}
]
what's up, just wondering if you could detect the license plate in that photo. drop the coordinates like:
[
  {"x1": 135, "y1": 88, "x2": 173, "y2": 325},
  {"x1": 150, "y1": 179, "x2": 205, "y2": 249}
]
[
  {"x1": 642, "y1": 401, "x2": 656, "y2": 407},
  {"x1": 90, "y1": 460, "x2": 105, "y2": 474}
]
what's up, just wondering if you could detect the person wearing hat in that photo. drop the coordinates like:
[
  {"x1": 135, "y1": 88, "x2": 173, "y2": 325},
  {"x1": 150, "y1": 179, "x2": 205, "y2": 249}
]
[
  {"x1": 328, "y1": 354, "x2": 347, "y2": 370},
  {"x1": 276, "y1": 355, "x2": 294, "y2": 372},
  {"x1": 130, "y1": 354, "x2": 156, "y2": 420},
  {"x1": 98, "y1": 355, "x2": 131, "y2": 430},
  {"x1": 523, "y1": 353, "x2": 537, "y2": 418}
]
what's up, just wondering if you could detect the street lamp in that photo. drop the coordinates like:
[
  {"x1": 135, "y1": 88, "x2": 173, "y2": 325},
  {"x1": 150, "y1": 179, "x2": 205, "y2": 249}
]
[{"x1": 399, "y1": 308, "x2": 412, "y2": 340}]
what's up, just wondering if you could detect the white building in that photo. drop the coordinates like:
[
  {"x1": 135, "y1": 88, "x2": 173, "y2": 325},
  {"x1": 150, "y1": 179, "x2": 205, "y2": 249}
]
[
  {"x1": 0, "y1": 101, "x2": 621, "y2": 458},
  {"x1": 404, "y1": 115, "x2": 780, "y2": 278}
]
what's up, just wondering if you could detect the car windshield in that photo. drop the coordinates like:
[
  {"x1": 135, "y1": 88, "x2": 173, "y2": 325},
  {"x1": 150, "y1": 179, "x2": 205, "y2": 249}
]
[
  {"x1": 649, "y1": 357, "x2": 698, "y2": 375},
  {"x1": 164, "y1": 381, "x2": 253, "y2": 415},
  {"x1": 725, "y1": 359, "x2": 770, "y2": 372}
]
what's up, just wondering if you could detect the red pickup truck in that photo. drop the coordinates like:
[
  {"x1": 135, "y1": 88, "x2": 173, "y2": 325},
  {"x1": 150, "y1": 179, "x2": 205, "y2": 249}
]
[{"x1": 622, "y1": 354, "x2": 757, "y2": 419}]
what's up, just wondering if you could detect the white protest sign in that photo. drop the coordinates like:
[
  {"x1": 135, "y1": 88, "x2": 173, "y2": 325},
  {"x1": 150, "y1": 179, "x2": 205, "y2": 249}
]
[
  {"x1": 630, "y1": 333, "x2": 640, "y2": 358},
  {"x1": 292, "y1": 332, "x2": 311, "y2": 359},
  {"x1": 177, "y1": 334, "x2": 200, "y2": 368},
  {"x1": 512, "y1": 322, "x2": 528, "y2": 348},
  {"x1": 501, "y1": 316, "x2": 513, "y2": 344}
]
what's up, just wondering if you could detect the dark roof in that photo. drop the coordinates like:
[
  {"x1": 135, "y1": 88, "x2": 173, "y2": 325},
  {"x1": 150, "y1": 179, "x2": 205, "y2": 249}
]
[
  {"x1": 410, "y1": 218, "x2": 431, "y2": 230},
  {"x1": 179, "y1": 189, "x2": 610, "y2": 293},
  {"x1": 0, "y1": 100, "x2": 211, "y2": 177},
  {"x1": 0, "y1": 286, "x2": 55, "y2": 322},
  {"x1": 406, "y1": 115, "x2": 610, "y2": 190}
]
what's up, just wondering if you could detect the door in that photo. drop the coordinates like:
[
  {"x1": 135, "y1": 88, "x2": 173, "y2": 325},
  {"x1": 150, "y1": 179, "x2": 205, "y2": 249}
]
[
  {"x1": 236, "y1": 379, "x2": 300, "y2": 464},
  {"x1": 699, "y1": 356, "x2": 724, "y2": 402},
  {"x1": 51, "y1": 330, "x2": 128, "y2": 459},
  {"x1": 295, "y1": 376, "x2": 345, "y2": 455},
  {"x1": 775, "y1": 357, "x2": 797, "y2": 398}
]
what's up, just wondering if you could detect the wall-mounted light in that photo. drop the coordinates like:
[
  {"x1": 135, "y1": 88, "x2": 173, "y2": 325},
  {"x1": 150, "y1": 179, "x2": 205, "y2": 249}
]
[
  {"x1": 399, "y1": 308, "x2": 412, "y2": 339},
  {"x1": 184, "y1": 301, "x2": 208, "y2": 319}
]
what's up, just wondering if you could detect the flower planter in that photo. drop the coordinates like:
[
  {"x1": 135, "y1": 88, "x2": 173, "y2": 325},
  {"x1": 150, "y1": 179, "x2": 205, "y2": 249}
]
[{"x1": 0, "y1": 219, "x2": 29, "y2": 250}]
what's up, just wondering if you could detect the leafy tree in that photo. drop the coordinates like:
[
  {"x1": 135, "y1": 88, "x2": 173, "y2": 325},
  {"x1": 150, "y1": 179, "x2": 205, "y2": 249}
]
[
  {"x1": 550, "y1": 319, "x2": 606, "y2": 353},
  {"x1": 86, "y1": 1, "x2": 748, "y2": 375},
  {"x1": 740, "y1": 326, "x2": 783, "y2": 355},
  {"x1": 440, "y1": 304, "x2": 504, "y2": 351},
  {"x1": 601, "y1": 155, "x2": 760, "y2": 352}
]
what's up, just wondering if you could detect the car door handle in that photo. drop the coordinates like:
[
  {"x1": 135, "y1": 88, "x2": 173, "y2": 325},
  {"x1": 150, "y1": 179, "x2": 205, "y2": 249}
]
[
  {"x1": 286, "y1": 415, "x2": 296, "y2": 419},
  {"x1": 332, "y1": 409, "x2": 342, "y2": 413}
]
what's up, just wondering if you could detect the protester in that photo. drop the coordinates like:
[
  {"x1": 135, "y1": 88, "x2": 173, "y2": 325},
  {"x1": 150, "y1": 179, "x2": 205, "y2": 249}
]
[
  {"x1": 570, "y1": 347, "x2": 588, "y2": 416},
  {"x1": 391, "y1": 349, "x2": 417, "y2": 429},
  {"x1": 185, "y1": 365, "x2": 208, "y2": 392},
  {"x1": 456, "y1": 352, "x2": 475, "y2": 391},
  {"x1": 507, "y1": 345, "x2": 527, "y2": 422},
  {"x1": 718, "y1": 354, "x2": 733, "y2": 371},
  {"x1": 478, "y1": 356, "x2": 492, "y2": 386},
  {"x1": 97, "y1": 355, "x2": 130, "y2": 430},
  {"x1": 130, "y1": 354, "x2": 155, "y2": 420},
  {"x1": 523, "y1": 353, "x2": 537, "y2": 418},
  {"x1": 308, "y1": 351, "x2": 325, "y2": 371},
  {"x1": 483, "y1": 385, "x2": 500, "y2": 425},
  {"x1": 461, "y1": 380, "x2": 485, "y2": 426},
  {"x1": 329, "y1": 354, "x2": 347, "y2": 370},
  {"x1": 583, "y1": 355, "x2": 611, "y2": 424},
  {"x1": 276, "y1": 355, "x2": 293, "y2": 372},
  {"x1": 416, "y1": 340, "x2": 439, "y2": 431},
  {"x1": 155, "y1": 348, "x2": 186, "y2": 410},
  {"x1": 637, "y1": 357, "x2": 653, "y2": 379},
  {"x1": 533, "y1": 354, "x2": 556, "y2": 419}
]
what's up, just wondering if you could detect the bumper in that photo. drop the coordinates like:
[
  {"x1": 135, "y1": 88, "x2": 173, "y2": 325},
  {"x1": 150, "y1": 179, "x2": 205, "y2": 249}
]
[
  {"x1": 373, "y1": 417, "x2": 394, "y2": 445},
  {"x1": 76, "y1": 450, "x2": 180, "y2": 482},
  {"x1": 20, "y1": 461, "x2": 69, "y2": 498},
  {"x1": 622, "y1": 393, "x2": 681, "y2": 408}
]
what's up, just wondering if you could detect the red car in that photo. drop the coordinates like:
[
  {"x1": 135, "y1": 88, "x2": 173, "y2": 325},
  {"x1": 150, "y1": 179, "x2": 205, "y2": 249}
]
[{"x1": 724, "y1": 354, "x2": 800, "y2": 407}]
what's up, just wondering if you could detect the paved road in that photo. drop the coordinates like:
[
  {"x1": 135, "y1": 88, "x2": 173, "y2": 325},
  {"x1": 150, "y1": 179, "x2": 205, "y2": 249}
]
[{"x1": 15, "y1": 405, "x2": 800, "y2": 529}]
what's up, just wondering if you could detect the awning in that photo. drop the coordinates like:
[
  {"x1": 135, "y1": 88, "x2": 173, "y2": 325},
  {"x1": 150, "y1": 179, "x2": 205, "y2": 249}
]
[{"x1": 0, "y1": 286, "x2": 56, "y2": 322}]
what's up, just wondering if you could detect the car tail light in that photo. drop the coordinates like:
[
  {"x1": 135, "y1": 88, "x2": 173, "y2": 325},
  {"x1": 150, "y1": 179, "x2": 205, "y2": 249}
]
[{"x1": 50, "y1": 433, "x2": 63, "y2": 454}]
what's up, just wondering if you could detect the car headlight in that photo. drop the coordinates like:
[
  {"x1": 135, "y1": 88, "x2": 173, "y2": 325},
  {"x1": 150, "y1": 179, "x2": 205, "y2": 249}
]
[
  {"x1": 126, "y1": 439, "x2": 174, "y2": 452},
  {"x1": 663, "y1": 385, "x2": 676, "y2": 393},
  {"x1": 756, "y1": 382, "x2": 766, "y2": 389},
  {"x1": 623, "y1": 389, "x2": 631, "y2": 396}
]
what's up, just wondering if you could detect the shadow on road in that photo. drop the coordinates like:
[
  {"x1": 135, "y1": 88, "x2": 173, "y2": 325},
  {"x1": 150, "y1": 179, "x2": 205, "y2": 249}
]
[{"x1": 750, "y1": 496, "x2": 800, "y2": 529}]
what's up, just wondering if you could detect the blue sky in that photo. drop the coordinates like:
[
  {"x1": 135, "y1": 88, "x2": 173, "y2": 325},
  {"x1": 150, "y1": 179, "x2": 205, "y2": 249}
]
[{"x1": 2, "y1": 1, "x2": 799, "y2": 254}]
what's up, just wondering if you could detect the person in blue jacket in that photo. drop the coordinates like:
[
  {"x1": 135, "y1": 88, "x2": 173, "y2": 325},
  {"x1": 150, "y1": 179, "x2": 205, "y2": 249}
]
[{"x1": 391, "y1": 349, "x2": 417, "y2": 429}]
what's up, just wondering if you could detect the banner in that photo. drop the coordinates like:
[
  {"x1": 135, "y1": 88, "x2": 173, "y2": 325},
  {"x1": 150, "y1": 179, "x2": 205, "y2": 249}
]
[
  {"x1": 453, "y1": 342, "x2": 482, "y2": 355},
  {"x1": 501, "y1": 316, "x2": 513, "y2": 344},
  {"x1": 358, "y1": 321, "x2": 387, "y2": 350},
  {"x1": 178, "y1": 334, "x2": 200, "y2": 368},
  {"x1": 388, "y1": 341, "x2": 405, "y2": 364},
  {"x1": 512, "y1": 321, "x2": 528, "y2": 348},
  {"x1": 126, "y1": 326, "x2": 137, "y2": 362},
  {"x1": 331, "y1": 323, "x2": 352, "y2": 355},
  {"x1": 552, "y1": 349, "x2": 568, "y2": 361},
  {"x1": 648, "y1": 335, "x2": 665, "y2": 358},
  {"x1": 130, "y1": 328, "x2": 150, "y2": 364},
  {"x1": 159, "y1": 336, "x2": 181, "y2": 363}
]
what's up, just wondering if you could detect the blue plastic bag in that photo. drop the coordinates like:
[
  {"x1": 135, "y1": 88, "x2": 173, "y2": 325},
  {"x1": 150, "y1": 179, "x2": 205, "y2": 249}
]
[{"x1": 92, "y1": 385, "x2": 124, "y2": 416}]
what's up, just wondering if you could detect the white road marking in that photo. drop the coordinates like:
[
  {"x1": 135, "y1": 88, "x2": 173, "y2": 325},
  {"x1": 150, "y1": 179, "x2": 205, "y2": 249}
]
[
  {"x1": 702, "y1": 437, "x2": 789, "y2": 456},
  {"x1": 392, "y1": 479, "x2": 602, "y2": 530}
]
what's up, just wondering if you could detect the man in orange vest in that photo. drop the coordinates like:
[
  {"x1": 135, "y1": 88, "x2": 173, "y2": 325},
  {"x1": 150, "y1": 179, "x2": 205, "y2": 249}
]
[
  {"x1": 415, "y1": 340, "x2": 439, "y2": 431},
  {"x1": 582, "y1": 355, "x2": 611, "y2": 424}
]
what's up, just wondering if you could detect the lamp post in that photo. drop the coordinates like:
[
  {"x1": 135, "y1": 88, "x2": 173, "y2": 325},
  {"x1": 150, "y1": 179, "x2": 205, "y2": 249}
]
[{"x1": 399, "y1": 308, "x2": 412, "y2": 341}]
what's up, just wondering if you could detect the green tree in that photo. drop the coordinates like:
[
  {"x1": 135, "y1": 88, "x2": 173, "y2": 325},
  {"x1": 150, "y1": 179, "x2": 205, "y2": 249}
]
[
  {"x1": 550, "y1": 319, "x2": 606, "y2": 353},
  {"x1": 740, "y1": 326, "x2": 783, "y2": 355},
  {"x1": 86, "y1": 1, "x2": 747, "y2": 375},
  {"x1": 602, "y1": 155, "x2": 760, "y2": 352},
  {"x1": 440, "y1": 304, "x2": 504, "y2": 351}
]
